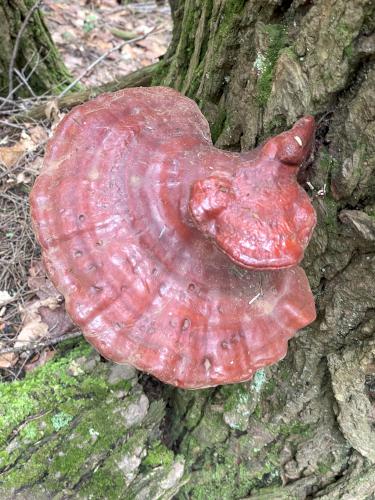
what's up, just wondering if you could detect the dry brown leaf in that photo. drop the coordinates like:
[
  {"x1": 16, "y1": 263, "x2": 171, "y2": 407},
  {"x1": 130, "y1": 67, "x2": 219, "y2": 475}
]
[
  {"x1": 15, "y1": 261, "x2": 75, "y2": 349},
  {"x1": 15, "y1": 297, "x2": 61, "y2": 349},
  {"x1": 0, "y1": 343, "x2": 18, "y2": 369},
  {"x1": 0, "y1": 129, "x2": 41, "y2": 168},
  {"x1": 28, "y1": 260, "x2": 61, "y2": 300},
  {"x1": 24, "y1": 349, "x2": 55, "y2": 372},
  {"x1": 39, "y1": 304, "x2": 75, "y2": 338},
  {"x1": 0, "y1": 142, "x2": 26, "y2": 169},
  {"x1": 15, "y1": 317, "x2": 49, "y2": 348}
]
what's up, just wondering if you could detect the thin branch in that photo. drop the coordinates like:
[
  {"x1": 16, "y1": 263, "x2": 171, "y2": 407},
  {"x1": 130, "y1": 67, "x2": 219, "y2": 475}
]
[
  {"x1": 14, "y1": 68, "x2": 37, "y2": 98},
  {"x1": 0, "y1": 120, "x2": 24, "y2": 129},
  {"x1": 7, "y1": 0, "x2": 43, "y2": 99},
  {"x1": 0, "y1": 331, "x2": 83, "y2": 355},
  {"x1": 58, "y1": 26, "x2": 158, "y2": 98},
  {"x1": 11, "y1": 60, "x2": 165, "y2": 122}
]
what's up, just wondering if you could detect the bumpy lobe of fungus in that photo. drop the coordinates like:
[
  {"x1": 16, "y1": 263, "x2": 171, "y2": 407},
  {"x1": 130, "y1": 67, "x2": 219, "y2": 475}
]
[{"x1": 30, "y1": 87, "x2": 316, "y2": 389}]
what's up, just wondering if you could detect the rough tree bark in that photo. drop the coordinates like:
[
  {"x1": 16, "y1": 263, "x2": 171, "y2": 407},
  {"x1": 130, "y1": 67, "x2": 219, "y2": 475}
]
[
  {"x1": 1, "y1": 0, "x2": 375, "y2": 498},
  {"x1": 0, "y1": 0, "x2": 71, "y2": 97}
]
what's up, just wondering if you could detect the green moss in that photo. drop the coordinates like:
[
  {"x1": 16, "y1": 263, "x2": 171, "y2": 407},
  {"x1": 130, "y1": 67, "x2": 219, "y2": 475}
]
[
  {"x1": 187, "y1": 62, "x2": 205, "y2": 99},
  {"x1": 253, "y1": 404, "x2": 262, "y2": 419},
  {"x1": 179, "y1": 444, "x2": 280, "y2": 499},
  {"x1": 185, "y1": 0, "x2": 245, "y2": 97},
  {"x1": 262, "y1": 379, "x2": 277, "y2": 397},
  {"x1": 143, "y1": 441, "x2": 174, "y2": 468},
  {"x1": 169, "y1": 2, "x2": 202, "y2": 89},
  {"x1": 80, "y1": 468, "x2": 125, "y2": 499},
  {"x1": 18, "y1": 421, "x2": 44, "y2": 443},
  {"x1": 188, "y1": 411, "x2": 229, "y2": 450},
  {"x1": 335, "y1": 22, "x2": 355, "y2": 47},
  {"x1": 0, "y1": 343, "x2": 174, "y2": 497},
  {"x1": 256, "y1": 25, "x2": 288, "y2": 106},
  {"x1": 279, "y1": 365, "x2": 290, "y2": 382},
  {"x1": 0, "y1": 341, "x2": 91, "y2": 447},
  {"x1": 51, "y1": 412, "x2": 73, "y2": 431},
  {"x1": 323, "y1": 196, "x2": 339, "y2": 230},
  {"x1": 151, "y1": 60, "x2": 171, "y2": 86},
  {"x1": 343, "y1": 43, "x2": 354, "y2": 60},
  {"x1": 215, "y1": 0, "x2": 246, "y2": 38},
  {"x1": 221, "y1": 383, "x2": 252, "y2": 413},
  {"x1": 184, "y1": 391, "x2": 212, "y2": 431},
  {"x1": 279, "y1": 421, "x2": 312, "y2": 438},
  {"x1": 317, "y1": 461, "x2": 331, "y2": 474}
]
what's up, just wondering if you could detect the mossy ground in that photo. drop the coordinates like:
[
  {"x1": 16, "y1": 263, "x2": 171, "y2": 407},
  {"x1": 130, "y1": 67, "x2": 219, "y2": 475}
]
[{"x1": 0, "y1": 341, "x2": 182, "y2": 498}]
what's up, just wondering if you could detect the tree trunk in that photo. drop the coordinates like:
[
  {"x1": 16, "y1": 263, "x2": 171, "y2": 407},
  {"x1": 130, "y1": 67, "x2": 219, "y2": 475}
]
[
  {"x1": 157, "y1": 0, "x2": 375, "y2": 497},
  {"x1": 0, "y1": 0, "x2": 71, "y2": 98},
  {"x1": 1, "y1": 0, "x2": 375, "y2": 498}
]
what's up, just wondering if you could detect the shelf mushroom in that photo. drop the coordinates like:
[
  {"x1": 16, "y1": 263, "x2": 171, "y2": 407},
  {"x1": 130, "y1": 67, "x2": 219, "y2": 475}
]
[{"x1": 30, "y1": 86, "x2": 317, "y2": 389}]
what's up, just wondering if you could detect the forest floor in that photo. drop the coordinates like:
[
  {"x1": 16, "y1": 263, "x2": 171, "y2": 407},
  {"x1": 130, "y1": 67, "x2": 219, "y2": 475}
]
[
  {"x1": 0, "y1": 0, "x2": 171, "y2": 380},
  {"x1": 43, "y1": 0, "x2": 172, "y2": 87}
]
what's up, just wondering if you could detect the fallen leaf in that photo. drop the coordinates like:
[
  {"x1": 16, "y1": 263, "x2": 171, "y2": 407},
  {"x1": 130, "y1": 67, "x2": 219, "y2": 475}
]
[
  {"x1": 0, "y1": 130, "x2": 41, "y2": 168},
  {"x1": 0, "y1": 343, "x2": 18, "y2": 369},
  {"x1": 15, "y1": 297, "x2": 61, "y2": 349},
  {"x1": 24, "y1": 349, "x2": 55, "y2": 372},
  {"x1": 0, "y1": 142, "x2": 26, "y2": 168},
  {"x1": 39, "y1": 304, "x2": 75, "y2": 338},
  {"x1": 14, "y1": 261, "x2": 75, "y2": 350},
  {"x1": 15, "y1": 317, "x2": 49, "y2": 348},
  {"x1": 28, "y1": 260, "x2": 61, "y2": 300}
]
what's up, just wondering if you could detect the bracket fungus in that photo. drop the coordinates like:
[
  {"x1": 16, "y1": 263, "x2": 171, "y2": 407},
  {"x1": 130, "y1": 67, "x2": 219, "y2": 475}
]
[{"x1": 30, "y1": 87, "x2": 316, "y2": 389}]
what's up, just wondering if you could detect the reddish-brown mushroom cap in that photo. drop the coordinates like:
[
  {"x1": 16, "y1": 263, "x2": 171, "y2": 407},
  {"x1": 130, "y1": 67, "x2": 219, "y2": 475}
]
[{"x1": 30, "y1": 86, "x2": 316, "y2": 389}]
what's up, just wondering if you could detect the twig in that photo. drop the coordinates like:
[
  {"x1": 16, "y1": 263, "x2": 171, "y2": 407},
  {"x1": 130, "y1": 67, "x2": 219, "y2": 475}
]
[
  {"x1": 58, "y1": 27, "x2": 158, "y2": 98},
  {"x1": 1, "y1": 51, "x2": 43, "y2": 109},
  {"x1": 7, "y1": 0, "x2": 43, "y2": 99},
  {"x1": 0, "y1": 120, "x2": 24, "y2": 129},
  {"x1": 11, "y1": 60, "x2": 165, "y2": 122},
  {"x1": 0, "y1": 331, "x2": 83, "y2": 355},
  {"x1": 14, "y1": 68, "x2": 37, "y2": 98}
]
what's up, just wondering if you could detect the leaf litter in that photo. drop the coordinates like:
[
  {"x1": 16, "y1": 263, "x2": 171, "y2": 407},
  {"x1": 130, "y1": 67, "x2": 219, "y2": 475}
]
[{"x1": 0, "y1": 0, "x2": 172, "y2": 378}]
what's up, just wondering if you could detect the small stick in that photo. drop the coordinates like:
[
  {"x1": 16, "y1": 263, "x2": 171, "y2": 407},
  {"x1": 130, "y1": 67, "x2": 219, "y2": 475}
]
[
  {"x1": 7, "y1": 0, "x2": 43, "y2": 99},
  {"x1": 0, "y1": 120, "x2": 24, "y2": 129},
  {"x1": 14, "y1": 68, "x2": 37, "y2": 98},
  {"x1": 0, "y1": 330, "x2": 83, "y2": 355},
  {"x1": 58, "y1": 27, "x2": 158, "y2": 98}
]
